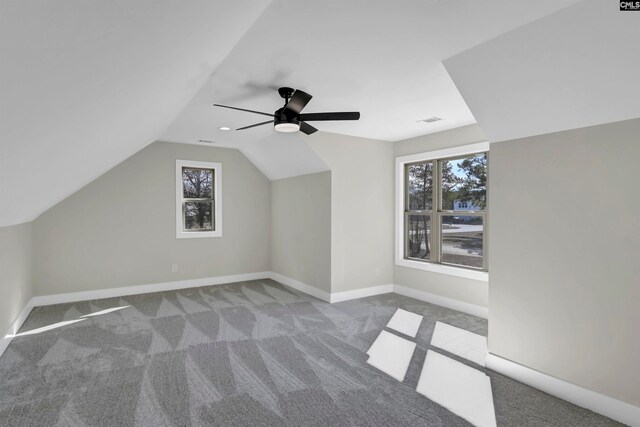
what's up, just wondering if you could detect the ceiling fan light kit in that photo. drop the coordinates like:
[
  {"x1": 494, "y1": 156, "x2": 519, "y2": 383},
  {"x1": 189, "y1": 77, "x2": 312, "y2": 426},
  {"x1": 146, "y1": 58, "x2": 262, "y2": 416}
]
[
  {"x1": 274, "y1": 122, "x2": 300, "y2": 133},
  {"x1": 213, "y1": 87, "x2": 360, "y2": 135}
]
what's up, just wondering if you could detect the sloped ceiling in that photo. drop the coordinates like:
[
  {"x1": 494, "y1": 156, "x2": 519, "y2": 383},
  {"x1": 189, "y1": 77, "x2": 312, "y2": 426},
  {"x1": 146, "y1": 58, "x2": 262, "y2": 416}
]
[
  {"x1": 161, "y1": 0, "x2": 579, "y2": 180},
  {"x1": 444, "y1": 0, "x2": 640, "y2": 143},
  {"x1": 1, "y1": 0, "x2": 583, "y2": 226},
  {"x1": 164, "y1": 0, "x2": 584, "y2": 144},
  {"x1": 0, "y1": 0, "x2": 271, "y2": 227}
]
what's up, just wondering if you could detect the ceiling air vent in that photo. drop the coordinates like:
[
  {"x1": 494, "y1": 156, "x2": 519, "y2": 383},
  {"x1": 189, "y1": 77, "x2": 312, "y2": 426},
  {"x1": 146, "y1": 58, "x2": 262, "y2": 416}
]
[
  {"x1": 417, "y1": 116, "x2": 443, "y2": 124},
  {"x1": 198, "y1": 139, "x2": 215, "y2": 144}
]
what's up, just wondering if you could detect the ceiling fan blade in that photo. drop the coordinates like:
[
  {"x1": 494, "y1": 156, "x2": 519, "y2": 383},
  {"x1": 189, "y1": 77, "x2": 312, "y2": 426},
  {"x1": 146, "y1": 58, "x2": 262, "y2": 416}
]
[
  {"x1": 236, "y1": 120, "x2": 273, "y2": 131},
  {"x1": 299, "y1": 112, "x2": 360, "y2": 121},
  {"x1": 282, "y1": 90, "x2": 312, "y2": 117},
  {"x1": 300, "y1": 121, "x2": 318, "y2": 135},
  {"x1": 213, "y1": 104, "x2": 273, "y2": 117}
]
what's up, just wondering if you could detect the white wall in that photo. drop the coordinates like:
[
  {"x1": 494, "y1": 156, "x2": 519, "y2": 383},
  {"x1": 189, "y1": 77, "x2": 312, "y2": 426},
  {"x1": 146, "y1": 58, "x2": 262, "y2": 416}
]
[
  {"x1": 0, "y1": 222, "x2": 34, "y2": 336},
  {"x1": 489, "y1": 118, "x2": 640, "y2": 407},
  {"x1": 34, "y1": 142, "x2": 271, "y2": 295},
  {"x1": 394, "y1": 125, "x2": 489, "y2": 308},
  {"x1": 271, "y1": 172, "x2": 331, "y2": 293},
  {"x1": 307, "y1": 132, "x2": 394, "y2": 293}
]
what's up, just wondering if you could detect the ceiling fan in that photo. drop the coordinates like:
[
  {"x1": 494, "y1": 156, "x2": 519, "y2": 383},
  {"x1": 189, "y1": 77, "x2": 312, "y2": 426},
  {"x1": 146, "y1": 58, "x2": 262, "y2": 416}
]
[{"x1": 213, "y1": 87, "x2": 360, "y2": 135}]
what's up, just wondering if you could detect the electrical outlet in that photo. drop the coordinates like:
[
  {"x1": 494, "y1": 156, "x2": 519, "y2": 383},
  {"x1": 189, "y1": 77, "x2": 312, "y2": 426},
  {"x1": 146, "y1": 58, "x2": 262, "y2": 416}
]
[{"x1": 171, "y1": 263, "x2": 178, "y2": 273}]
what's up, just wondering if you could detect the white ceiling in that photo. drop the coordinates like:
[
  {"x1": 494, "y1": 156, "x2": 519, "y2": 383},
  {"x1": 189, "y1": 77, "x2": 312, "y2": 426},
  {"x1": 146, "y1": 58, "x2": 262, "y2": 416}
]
[
  {"x1": 444, "y1": 0, "x2": 640, "y2": 143},
  {"x1": 0, "y1": 0, "x2": 271, "y2": 227},
  {"x1": 163, "y1": 0, "x2": 581, "y2": 143},
  {"x1": 0, "y1": 0, "x2": 584, "y2": 226},
  {"x1": 161, "y1": 0, "x2": 579, "y2": 180}
]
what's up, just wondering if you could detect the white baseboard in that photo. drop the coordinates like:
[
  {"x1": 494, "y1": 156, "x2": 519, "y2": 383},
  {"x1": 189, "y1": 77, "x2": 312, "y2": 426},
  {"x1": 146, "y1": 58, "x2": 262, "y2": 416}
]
[
  {"x1": 2, "y1": 274, "x2": 489, "y2": 360},
  {"x1": 393, "y1": 284, "x2": 488, "y2": 319},
  {"x1": 268, "y1": 272, "x2": 331, "y2": 302},
  {"x1": 0, "y1": 298, "x2": 36, "y2": 357},
  {"x1": 486, "y1": 353, "x2": 640, "y2": 427},
  {"x1": 1, "y1": 273, "x2": 386, "y2": 357},
  {"x1": 1, "y1": 271, "x2": 275, "y2": 359},
  {"x1": 31, "y1": 272, "x2": 271, "y2": 307},
  {"x1": 330, "y1": 284, "x2": 394, "y2": 303},
  {"x1": 4, "y1": 272, "x2": 637, "y2": 426}
]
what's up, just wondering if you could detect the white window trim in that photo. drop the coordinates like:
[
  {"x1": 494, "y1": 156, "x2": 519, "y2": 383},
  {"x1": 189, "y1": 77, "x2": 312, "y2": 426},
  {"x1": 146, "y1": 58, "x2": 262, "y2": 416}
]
[
  {"x1": 176, "y1": 159, "x2": 222, "y2": 239},
  {"x1": 395, "y1": 142, "x2": 489, "y2": 282}
]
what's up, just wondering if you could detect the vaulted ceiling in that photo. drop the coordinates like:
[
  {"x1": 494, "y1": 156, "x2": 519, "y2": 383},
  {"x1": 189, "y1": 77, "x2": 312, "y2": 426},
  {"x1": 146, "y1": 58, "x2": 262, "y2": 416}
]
[
  {"x1": 161, "y1": 0, "x2": 580, "y2": 179},
  {"x1": 2, "y1": 0, "x2": 628, "y2": 227},
  {"x1": 0, "y1": 0, "x2": 271, "y2": 226},
  {"x1": 444, "y1": 0, "x2": 640, "y2": 143}
]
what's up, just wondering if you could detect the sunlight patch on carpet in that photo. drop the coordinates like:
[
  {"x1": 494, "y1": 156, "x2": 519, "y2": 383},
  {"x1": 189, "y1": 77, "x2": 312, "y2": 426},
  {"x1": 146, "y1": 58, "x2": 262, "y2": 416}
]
[
  {"x1": 10, "y1": 319, "x2": 86, "y2": 337},
  {"x1": 385, "y1": 308, "x2": 423, "y2": 338},
  {"x1": 417, "y1": 350, "x2": 496, "y2": 427},
  {"x1": 80, "y1": 306, "x2": 131, "y2": 318},
  {"x1": 366, "y1": 330, "x2": 416, "y2": 381},
  {"x1": 430, "y1": 321, "x2": 487, "y2": 366}
]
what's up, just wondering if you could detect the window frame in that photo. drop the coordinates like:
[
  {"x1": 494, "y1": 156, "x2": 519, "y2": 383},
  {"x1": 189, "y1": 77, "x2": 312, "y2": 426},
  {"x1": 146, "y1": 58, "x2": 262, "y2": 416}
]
[
  {"x1": 175, "y1": 159, "x2": 222, "y2": 239},
  {"x1": 395, "y1": 143, "x2": 489, "y2": 282}
]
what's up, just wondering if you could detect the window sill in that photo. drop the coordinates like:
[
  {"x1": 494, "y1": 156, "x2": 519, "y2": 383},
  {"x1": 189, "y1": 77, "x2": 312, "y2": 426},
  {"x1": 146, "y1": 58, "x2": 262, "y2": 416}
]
[
  {"x1": 395, "y1": 258, "x2": 488, "y2": 282},
  {"x1": 176, "y1": 231, "x2": 222, "y2": 239}
]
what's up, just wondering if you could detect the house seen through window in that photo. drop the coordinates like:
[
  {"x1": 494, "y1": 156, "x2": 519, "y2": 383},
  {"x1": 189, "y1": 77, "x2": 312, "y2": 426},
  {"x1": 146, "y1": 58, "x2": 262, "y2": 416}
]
[{"x1": 404, "y1": 152, "x2": 487, "y2": 270}]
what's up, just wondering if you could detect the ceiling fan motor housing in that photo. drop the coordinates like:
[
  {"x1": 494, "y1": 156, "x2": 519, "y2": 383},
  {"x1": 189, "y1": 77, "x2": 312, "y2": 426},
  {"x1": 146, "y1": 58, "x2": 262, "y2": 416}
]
[
  {"x1": 274, "y1": 107, "x2": 299, "y2": 123},
  {"x1": 274, "y1": 107, "x2": 300, "y2": 132}
]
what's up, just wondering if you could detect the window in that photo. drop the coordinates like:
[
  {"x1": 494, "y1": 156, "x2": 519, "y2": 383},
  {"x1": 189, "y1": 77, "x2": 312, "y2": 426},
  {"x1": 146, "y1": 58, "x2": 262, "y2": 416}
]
[
  {"x1": 176, "y1": 160, "x2": 222, "y2": 238},
  {"x1": 396, "y1": 143, "x2": 489, "y2": 280}
]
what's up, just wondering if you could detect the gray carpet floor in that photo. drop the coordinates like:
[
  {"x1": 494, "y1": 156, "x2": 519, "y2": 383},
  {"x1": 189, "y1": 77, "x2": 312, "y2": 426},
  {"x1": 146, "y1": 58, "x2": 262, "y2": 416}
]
[{"x1": 0, "y1": 279, "x2": 621, "y2": 426}]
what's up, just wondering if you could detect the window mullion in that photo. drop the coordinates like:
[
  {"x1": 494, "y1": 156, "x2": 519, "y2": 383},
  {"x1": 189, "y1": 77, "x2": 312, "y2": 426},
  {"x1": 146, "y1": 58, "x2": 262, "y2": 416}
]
[
  {"x1": 431, "y1": 160, "x2": 441, "y2": 264},
  {"x1": 184, "y1": 198, "x2": 212, "y2": 202},
  {"x1": 182, "y1": 201, "x2": 186, "y2": 231},
  {"x1": 404, "y1": 165, "x2": 409, "y2": 212},
  {"x1": 404, "y1": 211, "x2": 409, "y2": 259}
]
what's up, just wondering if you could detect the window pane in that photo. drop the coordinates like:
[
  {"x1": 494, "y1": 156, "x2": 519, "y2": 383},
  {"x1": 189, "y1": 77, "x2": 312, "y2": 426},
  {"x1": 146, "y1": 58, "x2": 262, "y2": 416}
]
[
  {"x1": 406, "y1": 214, "x2": 431, "y2": 260},
  {"x1": 407, "y1": 163, "x2": 433, "y2": 211},
  {"x1": 183, "y1": 168, "x2": 213, "y2": 199},
  {"x1": 441, "y1": 153, "x2": 487, "y2": 210},
  {"x1": 441, "y1": 215, "x2": 483, "y2": 268},
  {"x1": 184, "y1": 202, "x2": 213, "y2": 231}
]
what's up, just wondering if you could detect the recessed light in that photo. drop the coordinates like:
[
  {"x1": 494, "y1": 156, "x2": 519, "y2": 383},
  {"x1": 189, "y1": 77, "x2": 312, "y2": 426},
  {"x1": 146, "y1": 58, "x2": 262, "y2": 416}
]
[
  {"x1": 417, "y1": 116, "x2": 443, "y2": 124},
  {"x1": 219, "y1": 126, "x2": 231, "y2": 131}
]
